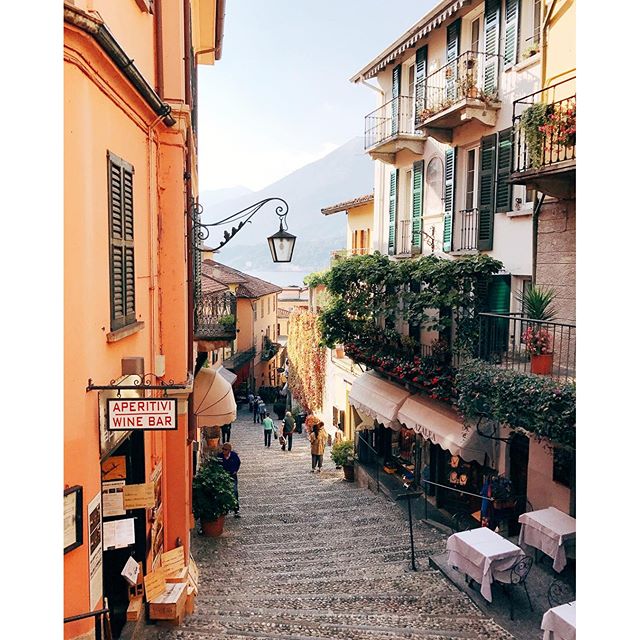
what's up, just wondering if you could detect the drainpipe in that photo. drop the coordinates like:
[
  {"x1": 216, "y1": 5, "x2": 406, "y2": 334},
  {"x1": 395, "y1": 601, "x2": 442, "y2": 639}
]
[
  {"x1": 540, "y1": 0, "x2": 558, "y2": 88},
  {"x1": 154, "y1": 0, "x2": 164, "y2": 95},
  {"x1": 531, "y1": 193, "x2": 545, "y2": 286}
]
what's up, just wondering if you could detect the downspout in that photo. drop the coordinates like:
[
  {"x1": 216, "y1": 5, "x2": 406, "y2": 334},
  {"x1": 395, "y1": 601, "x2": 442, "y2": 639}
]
[
  {"x1": 540, "y1": 0, "x2": 558, "y2": 88},
  {"x1": 154, "y1": 0, "x2": 164, "y2": 95},
  {"x1": 531, "y1": 193, "x2": 545, "y2": 286}
]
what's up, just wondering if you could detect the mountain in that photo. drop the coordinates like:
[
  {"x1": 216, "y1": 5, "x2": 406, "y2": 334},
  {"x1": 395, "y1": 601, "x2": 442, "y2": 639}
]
[
  {"x1": 199, "y1": 186, "x2": 254, "y2": 211},
  {"x1": 199, "y1": 137, "x2": 373, "y2": 277}
]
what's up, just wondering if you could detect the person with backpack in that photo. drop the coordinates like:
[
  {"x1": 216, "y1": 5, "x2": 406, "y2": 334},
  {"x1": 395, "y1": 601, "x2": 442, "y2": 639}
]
[
  {"x1": 281, "y1": 411, "x2": 295, "y2": 451},
  {"x1": 262, "y1": 412, "x2": 275, "y2": 448},
  {"x1": 253, "y1": 395, "x2": 261, "y2": 423}
]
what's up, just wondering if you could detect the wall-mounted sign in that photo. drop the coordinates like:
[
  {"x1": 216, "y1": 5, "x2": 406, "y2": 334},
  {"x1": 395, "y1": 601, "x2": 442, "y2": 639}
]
[
  {"x1": 103, "y1": 517, "x2": 136, "y2": 551},
  {"x1": 107, "y1": 398, "x2": 178, "y2": 431},
  {"x1": 99, "y1": 376, "x2": 145, "y2": 457},
  {"x1": 102, "y1": 480, "x2": 126, "y2": 517},
  {"x1": 64, "y1": 486, "x2": 83, "y2": 554},
  {"x1": 123, "y1": 482, "x2": 155, "y2": 510},
  {"x1": 101, "y1": 456, "x2": 127, "y2": 481},
  {"x1": 87, "y1": 492, "x2": 103, "y2": 609}
]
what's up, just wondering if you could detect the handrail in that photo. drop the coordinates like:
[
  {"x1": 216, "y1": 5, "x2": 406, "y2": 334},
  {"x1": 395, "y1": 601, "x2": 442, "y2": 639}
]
[
  {"x1": 478, "y1": 312, "x2": 576, "y2": 329},
  {"x1": 364, "y1": 94, "x2": 415, "y2": 120},
  {"x1": 64, "y1": 608, "x2": 111, "y2": 640}
]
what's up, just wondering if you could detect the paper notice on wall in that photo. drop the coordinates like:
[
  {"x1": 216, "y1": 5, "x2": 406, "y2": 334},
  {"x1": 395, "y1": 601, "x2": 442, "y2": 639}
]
[
  {"x1": 161, "y1": 545, "x2": 185, "y2": 577},
  {"x1": 123, "y1": 482, "x2": 155, "y2": 510},
  {"x1": 121, "y1": 555, "x2": 141, "y2": 586},
  {"x1": 103, "y1": 518, "x2": 136, "y2": 551},
  {"x1": 87, "y1": 492, "x2": 103, "y2": 609},
  {"x1": 102, "y1": 480, "x2": 126, "y2": 517}
]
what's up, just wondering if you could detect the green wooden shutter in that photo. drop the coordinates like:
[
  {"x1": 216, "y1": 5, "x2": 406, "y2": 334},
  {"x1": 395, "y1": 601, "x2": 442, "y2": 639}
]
[
  {"x1": 495, "y1": 127, "x2": 513, "y2": 212},
  {"x1": 505, "y1": 0, "x2": 520, "y2": 66},
  {"x1": 446, "y1": 19, "x2": 461, "y2": 101},
  {"x1": 108, "y1": 151, "x2": 136, "y2": 330},
  {"x1": 442, "y1": 147, "x2": 456, "y2": 252},
  {"x1": 411, "y1": 160, "x2": 424, "y2": 251},
  {"x1": 391, "y1": 64, "x2": 401, "y2": 135},
  {"x1": 488, "y1": 275, "x2": 511, "y2": 351},
  {"x1": 484, "y1": 0, "x2": 501, "y2": 94},
  {"x1": 414, "y1": 46, "x2": 428, "y2": 122},
  {"x1": 477, "y1": 134, "x2": 497, "y2": 251},
  {"x1": 388, "y1": 169, "x2": 398, "y2": 254}
]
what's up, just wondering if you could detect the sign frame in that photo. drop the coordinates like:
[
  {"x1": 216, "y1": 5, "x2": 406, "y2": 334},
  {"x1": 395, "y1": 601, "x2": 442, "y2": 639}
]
[
  {"x1": 106, "y1": 398, "x2": 178, "y2": 431},
  {"x1": 64, "y1": 485, "x2": 83, "y2": 554}
]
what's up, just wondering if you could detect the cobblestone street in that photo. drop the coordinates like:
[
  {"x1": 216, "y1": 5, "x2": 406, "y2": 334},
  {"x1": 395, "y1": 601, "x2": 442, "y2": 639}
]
[{"x1": 140, "y1": 408, "x2": 514, "y2": 640}]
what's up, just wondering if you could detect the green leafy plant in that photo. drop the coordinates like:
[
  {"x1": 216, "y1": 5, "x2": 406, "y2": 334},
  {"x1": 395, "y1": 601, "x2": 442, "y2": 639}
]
[
  {"x1": 192, "y1": 456, "x2": 238, "y2": 522},
  {"x1": 330, "y1": 440, "x2": 355, "y2": 467},
  {"x1": 520, "y1": 103, "x2": 551, "y2": 168},
  {"x1": 517, "y1": 285, "x2": 558, "y2": 321},
  {"x1": 218, "y1": 314, "x2": 236, "y2": 330},
  {"x1": 490, "y1": 475, "x2": 513, "y2": 501}
]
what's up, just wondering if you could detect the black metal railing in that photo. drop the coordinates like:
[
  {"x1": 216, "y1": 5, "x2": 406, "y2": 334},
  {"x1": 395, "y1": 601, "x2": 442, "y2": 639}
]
[
  {"x1": 261, "y1": 337, "x2": 280, "y2": 361},
  {"x1": 364, "y1": 95, "x2": 424, "y2": 150},
  {"x1": 194, "y1": 291, "x2": 237, "y2": 340},
  {"x1": 478, "y1": 313, "x2": 576, "y2": 381},
  {"x1": 223, "y1": 346, "x2": 256, "y2": 370},
  {"x1": 415, "y1": 50, "x2": 501, "y2": 125},
  {"x1": 455, "y1": 208, "x2": 479, "y2": 251},
  {"x1": 64, "y1": 608, "x2": 111, "y2": 640},
  {"x1": 512, "y1": 77, "x2": 576, "y2": 174}
]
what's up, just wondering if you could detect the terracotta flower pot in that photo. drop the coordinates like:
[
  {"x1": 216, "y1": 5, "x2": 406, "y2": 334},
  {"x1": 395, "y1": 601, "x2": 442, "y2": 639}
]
[
  {"x1": 207, "y1": 437, "x2": 220, "y2": 449},
  {"x1": 335, "y1": 346, "x2": 345, "y2": 359},
  {"x1": 201, "y1": 516, "x2": 225, "y2": 537},
  {"x1": 530, "y1": 353, "x2": 554, "y2": 375},
  {"x1": 343, "y1": 464, "x2": 355, "y2": 482}
]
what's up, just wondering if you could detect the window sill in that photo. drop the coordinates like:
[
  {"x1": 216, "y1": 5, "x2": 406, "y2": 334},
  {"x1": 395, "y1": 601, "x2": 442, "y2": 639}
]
[
  {"x1": 506, "y1": 52, "x2": 541, "y2": 74},
  {"x1": 506, "y1": 209, "x2": 533, "y2": 218},
  {"x1": 107, "y1": 321, "x2": 145, "y2": 343}
]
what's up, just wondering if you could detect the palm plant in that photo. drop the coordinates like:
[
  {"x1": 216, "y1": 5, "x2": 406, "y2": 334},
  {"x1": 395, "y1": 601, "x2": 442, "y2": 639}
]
[{"x1": 517, "y1": 285, "x2": 558, "y2": 321}]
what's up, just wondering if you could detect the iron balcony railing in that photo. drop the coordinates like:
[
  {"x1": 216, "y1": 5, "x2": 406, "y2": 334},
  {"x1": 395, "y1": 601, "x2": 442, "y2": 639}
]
[
  {"x1": 194, "y1": 291, "x2": 237, "y2": 340},
  {"x1": 223, "y1": 346, "x2": 256, "y2": 370},
  {"x1": 261, "y1": 337, "x2": 280, "y2": 361},
  {"x1": 512, "y1": 77, "x2": 576, "y2": 174},
  {"x1": 364, "y1": 95, "x2": 424, "y2": 150},
  {"x1": 478, "y1": 313, "x2": 576, "y2": 381},
  {"x1": 454, "y1": 208, "x2": 479, "y2": 251},
  {"x1": 415, "y1": 50, "x2": 501, "y2": 125}
]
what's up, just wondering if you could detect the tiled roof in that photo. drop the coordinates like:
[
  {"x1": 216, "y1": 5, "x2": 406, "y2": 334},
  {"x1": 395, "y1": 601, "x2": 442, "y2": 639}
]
[
  {"x1": 201, "y1": 273, "x2": 230, "y2": 295},
  {"x1": 202, "y1": 260, "x2": 282, "y2": 299},
  {"x1": 321, "y1": 194, "x2": 374, "y2": 216},
  {"x1": 277, "y1": 308, "x2": 291, "y2": 319}
]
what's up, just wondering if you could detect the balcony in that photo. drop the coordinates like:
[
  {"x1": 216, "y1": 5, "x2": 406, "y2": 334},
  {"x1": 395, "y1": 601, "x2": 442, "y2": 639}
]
[
  {"x1": 510, "y1": 77, "x2": 576, "y2": 199},
  {"x1": 478, "y1": 313, "x2": 576, "y2": 382},
  {"x1": 414, "y1": 51, "x2": 502, "y2": 144},
  {"x1": 194, "y1": 291, "x2": 237, "y2": 342},
  {"x1": 364, "y1": 95, "x2": 425, "y2": 164},
  {"x1": 452, "y1": 208, "x2": 479, "y2": 253},
  {"x1": 260, "y1": 337, "x2": 280, "y2": 362},
  {"x1": 223, "y1": 346, "x2": 256, "y2": 370},
  {"x1": 330, "y1": 247, "x2": 372, "y2": 263}
]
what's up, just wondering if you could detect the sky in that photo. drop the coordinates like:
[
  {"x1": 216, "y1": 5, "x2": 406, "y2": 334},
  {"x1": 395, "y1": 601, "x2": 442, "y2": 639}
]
[{"x1": 197, "y1": 0, "x2": 436, "y2": 193}]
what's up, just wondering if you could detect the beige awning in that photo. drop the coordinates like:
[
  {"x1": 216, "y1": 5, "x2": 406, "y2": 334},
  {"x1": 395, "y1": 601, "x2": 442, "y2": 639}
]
[
  {"x1": 348, "y1": 371, "x2": 410, "y2": 430},
  {"x1": 397, "y1": 395, "x2": 493, "y2": 466},
  {"x1": 193, "y1": 366, "x2": 237, "y2": 427}
]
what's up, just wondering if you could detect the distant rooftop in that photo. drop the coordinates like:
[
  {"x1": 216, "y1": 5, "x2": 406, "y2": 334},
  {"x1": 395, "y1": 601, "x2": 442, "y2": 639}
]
[
  {"x1": 202, "y1": 259, "x2": 282, "y2": 298},
  {"x1": 321, "y1": 194, "x2": 374, "y2": 216}
]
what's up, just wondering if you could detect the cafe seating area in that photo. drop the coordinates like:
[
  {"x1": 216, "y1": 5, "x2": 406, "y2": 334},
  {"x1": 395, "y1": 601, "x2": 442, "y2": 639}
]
[{"x1": 429, "y1": 506, "x2": 576, "y2": 640}]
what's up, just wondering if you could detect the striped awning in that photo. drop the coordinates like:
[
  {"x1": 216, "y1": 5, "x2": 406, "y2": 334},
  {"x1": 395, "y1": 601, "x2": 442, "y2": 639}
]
[
  {"x1": 348, "y1": 371, "x2": 410, "y2": 430},
  {"x1": 351, "y1": 0, "x2": 471, "y2": 82}
]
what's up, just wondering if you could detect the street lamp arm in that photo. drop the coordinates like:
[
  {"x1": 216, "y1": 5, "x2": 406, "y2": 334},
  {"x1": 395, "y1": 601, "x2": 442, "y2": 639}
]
[{"x1": 190, "y1": 197, "x2": 290, "y2": 252}]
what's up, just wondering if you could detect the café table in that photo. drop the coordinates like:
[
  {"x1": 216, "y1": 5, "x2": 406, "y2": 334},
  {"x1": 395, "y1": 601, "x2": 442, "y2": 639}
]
[
  {"x1": 446, "y1": 527, "x2": 525, "y2": 602},
  {"x1": 518, "y1": 507, "x2": 576, "y2": 572},
  {"x1": 541, "y1": 601, "x2": 576, "y2": 640}
]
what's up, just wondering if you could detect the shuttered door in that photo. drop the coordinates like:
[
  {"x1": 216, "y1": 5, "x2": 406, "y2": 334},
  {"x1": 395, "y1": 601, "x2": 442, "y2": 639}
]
[
  {"x1": 414, "y1": 46, "x2": 428, "y2": 122},
  {"x1": 108, "y1": 151, "x2": 136, "y2": 330},
  {"x1": 477, "y1": 134, "x2": 496, "y2": 251},
  {"x1": 483, "y1": 0, "x2": 501, "y2": 94},
  {"x1": 442, "y1": 147, "x2": 456, "y2": 252},
  {"x1": 411, "y1": 160, "x2": 424, "y2": 252},
  {"x1": 391, "y1": 64, "x2": 401, "y2": 136},
  {"x1": 446, "y1": 20, "x2": 461, "y2": 101},
  {"x1": 495, "y1": 128, "x2": 513, "y2": 212},
  {"x1": 488, "y1": 274, "x2": 511, "y2": 350},
  {"x1": 388, "y1": 169, "x2": 398, "y2": 254},
  {"x1": 504, "y1": 0, "x2": 520, "y2": 66}
]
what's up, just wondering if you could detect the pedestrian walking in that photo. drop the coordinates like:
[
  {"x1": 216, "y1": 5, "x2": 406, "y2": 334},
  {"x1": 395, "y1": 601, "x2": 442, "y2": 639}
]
[
  {"x1": 259, "y1": 399, "x2": 267, "y2": 422},
  {"x1": 221, "y1": 422, "x2": 232, "y2": 444},
  {"x1": 218, "y1": 443, "x2": 241, "y2": 517},
  {"x1": 262, "y1": 412, "x2": 275, "y2": 447},
  {"x1": 309, "y1": 421, "x2": 328, "y2": 472},
  {"x1": 248, "y1": 392, "x2": 255, "y2": 413},
  {"x1": 281, "y1": 411, "x2": 295, "y2": 451},
  {"x1": 253, "y1": 395, "x2": 261, "y2": 423}
]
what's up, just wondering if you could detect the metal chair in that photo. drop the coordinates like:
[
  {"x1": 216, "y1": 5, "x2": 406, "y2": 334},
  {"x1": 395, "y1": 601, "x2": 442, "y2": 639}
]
[
  {"x1": 548, "y1": 579, "x2": 575, "y2": 608},
  {"x1": 495, "y1": 555, "x2": 534, "y2": 620}
]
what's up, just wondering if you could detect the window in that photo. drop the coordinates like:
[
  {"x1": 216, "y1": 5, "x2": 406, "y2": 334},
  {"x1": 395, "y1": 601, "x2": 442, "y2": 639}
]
[
  {"x1": 261, "y1": 299, "x2": 264, "y2": 318},
  {"x1": 267, "y1": 296, "x2": 270, "y2": 316},
  {"x1": 465, "y1": 148, "x2": 478, "y2": 210},
  {"x1": 471, "y1": 17, "x2": 481, "y2": 52},
  {"x1": 108, "y1": 151, "x2": 136, "y2": 331},
  {"x1": 425, "y1": 157, "x2": 444, "y2": 217},
  {"x1": 520, "y1": 0, "x2": 542, "y2": 59}
]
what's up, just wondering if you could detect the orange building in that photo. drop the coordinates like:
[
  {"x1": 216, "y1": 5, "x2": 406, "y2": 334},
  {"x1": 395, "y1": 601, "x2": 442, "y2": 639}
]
[{"x1": 64, "y1": 1, "x2": 228, "y2": 638}]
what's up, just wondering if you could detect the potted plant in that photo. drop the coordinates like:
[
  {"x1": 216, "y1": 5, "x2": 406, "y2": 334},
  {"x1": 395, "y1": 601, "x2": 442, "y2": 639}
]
[
  {"x1": 218, "y1": 314, "x2": 236, "y2": 332},
  {"x1": 334, "y1": 344, "x2": 345, "y2": 359},
  {"x1": 331, "y1": 440, "x2": 355, "y2": 482},
  {"x1": 520, "y1": 102, "x2": 553, "y2": 168},
  {"x1": 192, "y1": 456, "x2": 238, "y2": 536},
  {"x1": 459, "y1": 72, "x2": 478, "y2": 98},
  {"x1": 203, "y1": 425, "x2": 221, "y2": 449},
  {"x1": 490, "y1": 474, "x2": 515, "y2": 510},
  {"x1": 522, "y1": 43, "x2": 540, "y2": 59},
  {"x1": 517, "y1": 285, "x2": 558, "y2": 375}
]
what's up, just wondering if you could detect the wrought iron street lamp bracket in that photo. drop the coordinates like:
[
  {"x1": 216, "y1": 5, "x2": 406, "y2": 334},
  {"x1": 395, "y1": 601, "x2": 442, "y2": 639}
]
[{"x1": 86, "y1": 373, "x2": 189, "y2": 397}]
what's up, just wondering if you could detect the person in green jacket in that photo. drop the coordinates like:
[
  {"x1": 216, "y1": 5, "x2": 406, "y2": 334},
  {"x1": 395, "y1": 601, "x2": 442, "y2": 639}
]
[{"x1": 262, "y1": 412, "x2": 275, "y2": 448}]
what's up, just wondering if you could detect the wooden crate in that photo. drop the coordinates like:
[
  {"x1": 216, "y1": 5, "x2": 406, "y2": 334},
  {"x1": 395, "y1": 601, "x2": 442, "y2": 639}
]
[
  {"x1": 165, "y1": 566, "x2": 189, "y2": 583},
  {"x1": 126, "y1": 596, "x2": 143, "y2": 621},
  {"x1": 148, "y1": 582, "x2": 188, "y2": 620},
  {"x1": 185, "y1": 586, "x2": 195, "y2": 615}
]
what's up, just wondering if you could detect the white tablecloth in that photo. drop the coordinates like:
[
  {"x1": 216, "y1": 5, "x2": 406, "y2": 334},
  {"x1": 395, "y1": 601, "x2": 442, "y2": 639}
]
[
  {"x1": 541, "y1": 601, "x2": 576, "y2": 640},
  {"x1": 446, "y1": 528, "x2": 525, "y2": 602},
  {"x1": 518, "y1": 507, "x2": 576, "y2": 572}
]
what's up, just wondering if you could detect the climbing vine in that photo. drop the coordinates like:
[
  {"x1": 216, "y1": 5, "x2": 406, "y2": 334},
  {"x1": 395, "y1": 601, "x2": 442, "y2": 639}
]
[{"x1": 287, "y1": 310, "x2": 326, "y2": 414}]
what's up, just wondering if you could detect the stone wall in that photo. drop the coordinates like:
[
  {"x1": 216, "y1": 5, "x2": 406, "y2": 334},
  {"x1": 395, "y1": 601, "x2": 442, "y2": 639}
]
[{"x1": 536, "y1": 199, "x2": 576, "y2": 323}]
